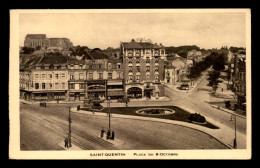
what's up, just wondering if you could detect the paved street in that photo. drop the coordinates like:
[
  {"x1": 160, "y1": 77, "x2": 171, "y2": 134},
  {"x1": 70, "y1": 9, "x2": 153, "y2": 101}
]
[
  {"x1": 161, "y1": 72, "x2": 247, "y2": 148},
  {"x1": 20, "y1": 103, "x2": 228, "y2": 150}
]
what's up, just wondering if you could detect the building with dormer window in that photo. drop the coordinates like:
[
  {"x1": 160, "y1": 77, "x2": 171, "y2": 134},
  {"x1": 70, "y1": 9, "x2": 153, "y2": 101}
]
[{"x1": 121, "y1": 39, "x2": 165, "y2": 99}]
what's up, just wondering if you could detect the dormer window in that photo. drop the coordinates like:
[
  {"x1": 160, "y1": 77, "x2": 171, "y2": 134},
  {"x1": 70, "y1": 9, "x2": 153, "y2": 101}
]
[{"x1": 128, "y1": 49, "x2": 133, "y2": 55}]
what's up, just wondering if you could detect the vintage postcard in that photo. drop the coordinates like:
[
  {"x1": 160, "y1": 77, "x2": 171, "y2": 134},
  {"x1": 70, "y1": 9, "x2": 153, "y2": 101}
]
[{"x1": 9, "y1": 9, "x2": 251, "y2": 159}]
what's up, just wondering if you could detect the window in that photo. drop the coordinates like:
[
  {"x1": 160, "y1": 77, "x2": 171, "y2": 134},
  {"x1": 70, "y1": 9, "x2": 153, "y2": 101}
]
[
  {"x1": 129, "y1": 75, "x2": 133, "y2": 80},
  {"x1": 146, "y1": 66, "x2": 150, "y2": 72},
  {"x1": 98, "y1": 73, "x2": 103, "y2": 79},
  {"x1": 55, "y1": 83, "x2": 59, "y2": 89},
  {"x1": 146, "y1": 74, "x2": 150, "y2": 80},
  {"x1": 41, "y1": 74, "x2": 46, "y2": 79},
  {"x1": 136, "y1": 59, "x2": 140, "y2": 64},
  {"x1": 42, "y1": 83, "x2": 45, "y2": 89},
  {"x1": 70, "y1": 74, "x2": 74, "y2": 80},
  {"x1": 55, "y1": 74, "x2": 59, "y2": 79},
  {"x1": 117, "y1": 64, "x2": 121, "y2": 69},
  {"x1": 128, "y1": 49, "x2": 133, "y2": 55},
  {"x1": 98, "y1": 64, "x2": 102, "y2": 69},
  {"x1": 70, "y1": 84, "x2": 75, "y2": 90},
  {"x1": 135, "y1": 50, "x2": 140, "y2": 55},
  {"x1": 155, "y1": 59, "x2": 159, "y2": 63},
  {"x1": 35, "y1": 74, "x2": 39, "y2": 79},
  {"x1": 155, "y1": 67, "x2": 159, "y2": 72},
  {"x1": 108, "y1": 63, "x2": 112, "y2": 69},
  {"x1": 129, "y1": 68, "x2": 133, "y2": 73},
  {"x1": 136, "y1": 75, "x2": 140, "y2": 80},
  {"x1": 35, "y1": 83, "x2": 39, "y2": 89},
  {"x1": 118, "y1": 72, "x2": 122, "y2": 79},
  {"x1": 79, "y1": 73, "x2": 84, "y2": 80},
  {"x1": 154, "y1": 50, "x2": 159, "y2": 55},
  {"x1": 89, "y1": 73, "x2": 93, "y2": 80},
  {"x1": 146, "y1": 50, "x2": 150, "y2": 54},
  {"x1": 79, "y1": 65, "x2": 83, "y2": 69},
  {"x1": 61, "y1": 73, "x2": 65, "y2": 79},
  {"x1": 62, "y1": 83, "x2": 65, "y2": 89},
  {"x1": 129, "y1": 59, "x2": 133, "y2": 64},
  {"x1": 136, "y1": 66, "x2": 140, "y2": 72},
  {"x1": 80, "y1": 83, "x2": 84, "y2": 89},
  {"x1": 49, "y1": 83, "x2": 52, "y2": 89},
  {"x1": 108, "y1": 73, "x2": 112, "y2": 79},
  {"x1": 48, "y1": 74, "x2": 52, "y2": 79},
  {"x1": 146, "y1": 59, "x2": 150, "y2": 63},
  {"x1": 70, "y1": 65, "x2": 74, "y2": 69},
  {"x1": 155, "y1": 75, "x2": 159, "y2": 81}
]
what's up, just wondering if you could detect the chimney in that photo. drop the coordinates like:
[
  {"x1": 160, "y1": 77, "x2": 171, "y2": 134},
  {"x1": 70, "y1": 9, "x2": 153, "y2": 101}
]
[{"x1": 131, "y1": 39, "x2": 135, "y2": 43}]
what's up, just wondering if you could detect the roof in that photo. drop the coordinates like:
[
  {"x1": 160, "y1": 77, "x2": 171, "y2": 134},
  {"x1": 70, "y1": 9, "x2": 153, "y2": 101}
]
[
  {"x1": 84, "y1": 51, "x2": 109, "y2": 60},
  {"x1": 122, "y1": 39, "x2": 162, "y2": 49},
  {"x1": 25, "y1": 34, "x2": 46, "y2": 39},
  {"x1": 68, "y1": 59, "x2": 85, "y2": 65},
  {"x1": 39, "y1": 55, "x2": 68, "y2": 64}
]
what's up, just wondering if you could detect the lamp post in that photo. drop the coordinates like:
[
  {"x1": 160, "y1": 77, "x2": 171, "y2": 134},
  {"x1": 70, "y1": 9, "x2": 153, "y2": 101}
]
[
  {"x1": 108, "y1": 96, "x2": 111, "y2": 131},
  {"x1": 68, "y1": 107, "x2": 72, "y2": 147},
  {"x1": 230, "y1": 114, "x2": 237, "y2": 149}
]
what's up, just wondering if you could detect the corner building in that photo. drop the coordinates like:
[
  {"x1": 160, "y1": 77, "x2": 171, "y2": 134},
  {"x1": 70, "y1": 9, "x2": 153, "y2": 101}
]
[{"x1": 121, "y1": 39, "x2": 165, "y2": 99}]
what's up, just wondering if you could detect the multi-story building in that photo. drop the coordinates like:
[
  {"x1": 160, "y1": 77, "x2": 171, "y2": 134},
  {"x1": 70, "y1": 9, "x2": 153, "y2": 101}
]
[
  {"x1": 84, "y1": 51, "x2": 124, "y2": 100},
  {"x1": 24, "y1": 34, "x2": 73, "y2": 50},
  {"x1": 24, "y1": 34, "x2": 48, "y2": 49},
  {"x1": 121, "y1": 39, "x2": 165, "y2": 99},
  {"x1": 67, "y1": 59, "x2": 87, "y2": 101},
  {"x1": 234, "y1": 58, "x2": 246, "y2": 110},
  {"x1": 164, "y1": 57, "x2": 187, "y2": 85},
  {"x1": 20, "y1": 55, "x2": 69, "y2": 101}
]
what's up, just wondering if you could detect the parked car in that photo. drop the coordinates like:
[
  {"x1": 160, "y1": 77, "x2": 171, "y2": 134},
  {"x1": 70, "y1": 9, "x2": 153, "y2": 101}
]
[{"x1": 180, "y1": 83, "x2": 189, "y2": 90}]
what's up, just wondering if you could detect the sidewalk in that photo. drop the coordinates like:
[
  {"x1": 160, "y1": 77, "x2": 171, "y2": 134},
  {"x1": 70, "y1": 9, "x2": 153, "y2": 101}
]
[
  {"x1": 70, "y1": 107, "x2": 246, "y2": 149},
  {"x1": 210, "y1": 104, "x2": 246, "y2": 119},
  {"x1": 58, "y1": 141, "x2": 82, "y2": 150}
]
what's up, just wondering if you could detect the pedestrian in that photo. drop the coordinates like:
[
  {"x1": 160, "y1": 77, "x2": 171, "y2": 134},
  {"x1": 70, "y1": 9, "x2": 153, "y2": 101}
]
[
  {"x1": 106, "y1": 130, "x2": 111, "y2": 140},
  {"x1": 111, "y1": 131, "x2": 115, "y2": 140},
  {"x1": 64, "y1": 137, "x2": 69, "y2": 148},
  {"x1": 101, "y1": 128, "x2": 105, "y2": 138}
]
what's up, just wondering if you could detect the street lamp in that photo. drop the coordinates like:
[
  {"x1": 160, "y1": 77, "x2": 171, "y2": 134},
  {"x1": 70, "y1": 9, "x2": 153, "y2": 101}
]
[
  {"x1": 107, "y1": 96, "x2": 111, "y2": 131},
  {"x1": 230, "y1": 114, "x2": 237, "y2": 149}
]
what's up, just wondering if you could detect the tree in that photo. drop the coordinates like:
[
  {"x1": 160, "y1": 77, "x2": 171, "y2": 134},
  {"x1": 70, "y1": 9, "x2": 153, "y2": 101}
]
[
  {"x1": 35, "y1": 46, "x2": 41, "y2": 50},
  {"x1": 207, "y1": 70, "x2": 221, "y2": 94},
  {"x1": 22, "y1": 47, "x2": 35, "y2": 54}
]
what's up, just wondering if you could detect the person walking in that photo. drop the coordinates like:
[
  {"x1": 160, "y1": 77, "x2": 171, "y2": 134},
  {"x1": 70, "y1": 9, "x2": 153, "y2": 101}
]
[
  {"x1": 111, "y1": 131, "x2": 115, "y2": 140},
  {"x1": 64, "y1": 137, "x2": 69, "y2": 148},
  {"x1": 101, "y1": 128, "x2": 105, "y2": 138},
  {"x1": 106, "y1": 130, "x2": 111, "y2": 140}
]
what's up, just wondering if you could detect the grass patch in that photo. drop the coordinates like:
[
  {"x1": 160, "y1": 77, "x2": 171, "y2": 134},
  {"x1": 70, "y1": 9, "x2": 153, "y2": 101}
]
[{"x1": 81, "y1": 106, "x2": 219, "y2": 129}]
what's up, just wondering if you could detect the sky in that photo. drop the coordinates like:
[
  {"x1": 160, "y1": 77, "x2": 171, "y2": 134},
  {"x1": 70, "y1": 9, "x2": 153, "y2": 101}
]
[{"x1": 19, "y1": 11, "x2": 246, "y2": 50}]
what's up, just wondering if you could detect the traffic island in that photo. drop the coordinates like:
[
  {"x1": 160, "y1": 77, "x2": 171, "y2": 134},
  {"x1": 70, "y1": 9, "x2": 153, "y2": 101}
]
[{"x1": 78, "y1": 106, "x2": 219, "y2": 129}]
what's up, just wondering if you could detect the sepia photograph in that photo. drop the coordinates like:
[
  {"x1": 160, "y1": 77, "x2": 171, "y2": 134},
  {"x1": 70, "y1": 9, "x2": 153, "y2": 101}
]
[{"x1": 9, "y1": 9, "x2": 251, "y2": 159}]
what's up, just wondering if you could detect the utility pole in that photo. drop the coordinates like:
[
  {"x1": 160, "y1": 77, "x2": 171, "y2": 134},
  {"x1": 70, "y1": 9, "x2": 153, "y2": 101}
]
[
  {"x1": 68, "y1": 107, "x2": 72, "y2": 147},
  {"x1": 108, "y1": 97, "x2": 111, "y2": 131},
  {"x1": 230, "y1": 114, "x2": 237, "y2": 149}
]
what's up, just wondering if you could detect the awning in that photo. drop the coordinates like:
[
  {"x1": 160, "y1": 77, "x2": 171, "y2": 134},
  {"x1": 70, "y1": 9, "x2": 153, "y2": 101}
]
[
  {"x1": 107, "y1": 81, "x2": 123, "y2": 85},
  {"x1": 107, "y1": 90, "x2": 124, "y2": 96}
]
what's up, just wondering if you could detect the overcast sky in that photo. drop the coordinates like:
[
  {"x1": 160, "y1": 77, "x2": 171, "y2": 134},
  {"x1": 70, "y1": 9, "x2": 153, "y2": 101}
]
[{"x1": 19, "y1": 12, "x2": 246, "y2": 50}]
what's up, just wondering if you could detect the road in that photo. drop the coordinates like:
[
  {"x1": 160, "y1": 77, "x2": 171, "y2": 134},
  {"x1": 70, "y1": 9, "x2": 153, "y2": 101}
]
[
  {"x1": 20, "y1": 103, "x2": 228, "y2": 150},
  {"x1": 164, "y1": 72, "x2": 246, "y2": 135}
]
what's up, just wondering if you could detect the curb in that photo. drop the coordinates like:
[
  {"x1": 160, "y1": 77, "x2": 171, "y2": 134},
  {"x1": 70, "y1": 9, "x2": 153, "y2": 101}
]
[
  {"x1": 210, "y1": 105, "x2": 246, "y2": 119},
  {"x1": 71, "y1": 108, "x2": 232, "y2": 149}
]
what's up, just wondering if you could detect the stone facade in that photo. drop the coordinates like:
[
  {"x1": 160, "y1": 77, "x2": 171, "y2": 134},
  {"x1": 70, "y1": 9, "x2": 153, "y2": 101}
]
[{"x1": 121, "y1": 39, "x2": 165, "y2": 99}]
